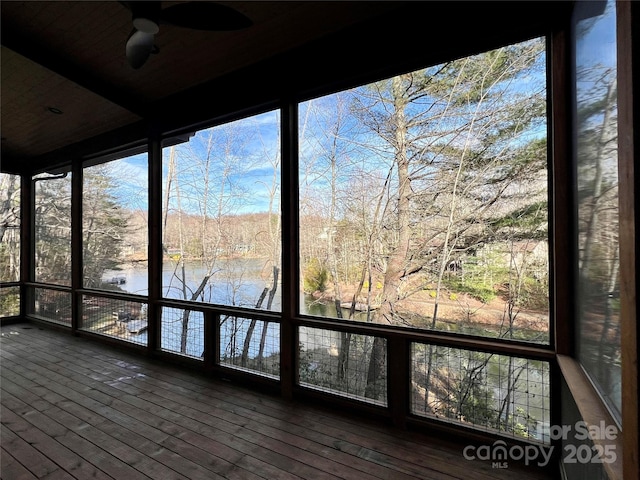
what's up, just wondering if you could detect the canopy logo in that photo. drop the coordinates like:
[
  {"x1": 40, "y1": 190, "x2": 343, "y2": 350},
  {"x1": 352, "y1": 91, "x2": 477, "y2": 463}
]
[
  {"x1": 462, "y1": 421, "x2": 618, "y2": 469},
  {"x1": 463, "y1": 440, "x2": 553, "y2": 468}
]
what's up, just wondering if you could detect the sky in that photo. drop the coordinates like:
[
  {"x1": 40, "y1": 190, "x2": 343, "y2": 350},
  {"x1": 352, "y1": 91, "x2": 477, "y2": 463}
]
[{"x1": 109, "y1": 110, "x2": 281, "y2": 215}]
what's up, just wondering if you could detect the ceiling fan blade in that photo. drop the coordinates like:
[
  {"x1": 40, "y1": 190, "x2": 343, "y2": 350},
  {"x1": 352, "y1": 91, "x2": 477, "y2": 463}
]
[
  {"x1": 126, "y1": 29, "x2": 156, "y2": 69},
  {"x1": 160, "y1": 2, "x2": 252, "y2": 31}
]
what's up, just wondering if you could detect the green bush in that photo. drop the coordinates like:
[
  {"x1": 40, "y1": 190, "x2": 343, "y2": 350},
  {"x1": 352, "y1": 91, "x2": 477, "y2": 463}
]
[
  {"x1": 303, "y1": 258, "x2": 328, "y2": 293},
  {"x1": 444, "y1": 277, "x2": 496, "y2": 303}
]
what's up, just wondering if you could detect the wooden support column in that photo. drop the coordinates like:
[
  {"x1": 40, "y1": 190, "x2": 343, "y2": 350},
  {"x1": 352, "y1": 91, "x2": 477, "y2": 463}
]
[
  {"x1": 71, "y1": 160, "x2": 83, "y2": 332},
  {"x1": 388, "y1": 336, "x2": 409, "y2": 429},
  {"x1": 550, "y1": 25, "x2": 574, "y2": 357},
  {"x1": 549, "y1": 22, "x2": 574, "y2": 451},
  {"x1": 147, "y1": 132, "x2": 163, "y2": 354},
  {"x1": 617, "y1": 1, "x2": 639, "y2": 478},
  {"x1": 280, "y1": 99, "x2": 298, "y2": 400},
  {"x1": 19, "y1": 174, "x2": 32, "y2": 319}
]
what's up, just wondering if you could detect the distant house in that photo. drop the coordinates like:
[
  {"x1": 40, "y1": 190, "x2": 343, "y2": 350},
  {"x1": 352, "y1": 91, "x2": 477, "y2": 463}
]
[
  {"x1": 476, "y1": 240, "x2": 549, "y2": 279},
  {"x1": 233, "y1": 243, "x2": 254, "y2": 254},
  {"x1": 510, "y1": 240, "x2": 548, "y2": 263}
]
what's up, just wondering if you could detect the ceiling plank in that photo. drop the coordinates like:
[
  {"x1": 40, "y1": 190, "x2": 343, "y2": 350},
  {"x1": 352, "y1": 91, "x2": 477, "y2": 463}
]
[{"x1": 1, "y1": 22, "x2": 149, "y2": 117}]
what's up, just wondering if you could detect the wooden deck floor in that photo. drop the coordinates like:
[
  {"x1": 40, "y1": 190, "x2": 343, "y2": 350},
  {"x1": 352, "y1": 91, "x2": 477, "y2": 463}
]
[{"x1": 1, "y1": 322, "x2": 556, "y2": 480}]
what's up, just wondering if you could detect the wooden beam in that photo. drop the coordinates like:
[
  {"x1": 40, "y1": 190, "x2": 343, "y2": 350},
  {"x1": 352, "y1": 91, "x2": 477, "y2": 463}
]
[
  {"x1": 550, "y1": 27, "x2": 575, "y2": 356},
  {"x1": 19, "y1": 121, "x2": 150, "y2": 176},
  {"x1": 616, "y1": 1, "x2": 639, "y2": 479},
  {"x1": 146, "y1": 132, "x2": 162, "y2": 354},
  {"x1": 279, "y1": 99, "x2": 298, "y2": 400},
  {"x1": 71, "y1": 160, "x2": 82, "y2": 332},
  {"x1": 19, "y1": 175, "x2": 32, "y2": 317},
  {"x1": 1, "y1": 24, "x2": 149, "y2": 118}
]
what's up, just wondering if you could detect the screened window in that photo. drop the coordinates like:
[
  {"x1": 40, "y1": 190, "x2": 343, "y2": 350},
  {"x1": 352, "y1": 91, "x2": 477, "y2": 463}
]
[
  {"x1": 29, "y1": 287, "x2": 72, "y2": 326},
  {"x1": 81, "y1": 294, "x2": 148, "y2": 346},
  {"x1": 299, "y1": 327, "x2": 387, "y2": 405},
  {"x1": 83, "y1": 153, "x2": 149, "y2": 294},
  {"x1": 0, "y1": 173, "x2": 21, "y2": 317},
  {"x1": 220, "y1": 315, "x2": 280, "y2": 378},
  {"x1": 574, "y1": 0, "x2": 621, "y2": 421},
  {"x1": 34, "y1": 172, "x2": 72, "y2": 286},
  {"x1": 162, "y1": 110, "x2": 281, "y2": 311},
  {"x1": 412, "y1": 343, "x2": 550, "y2": 441},
  {"x1": 298, "y1": 38, "x2": 549, "y2": 344}
]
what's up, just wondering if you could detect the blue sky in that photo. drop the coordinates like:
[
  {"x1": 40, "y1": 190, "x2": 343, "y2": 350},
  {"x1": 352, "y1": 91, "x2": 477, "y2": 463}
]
[
  {"x1": 576, "y1": 1, "x2": 617, "y2": 70},
  {"x1": 108, "y1": 110, "x2": 280, "y2": 215}
]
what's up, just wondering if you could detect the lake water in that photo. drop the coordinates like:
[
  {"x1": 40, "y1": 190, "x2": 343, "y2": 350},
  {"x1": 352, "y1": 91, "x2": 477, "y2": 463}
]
[
  {"x1": 102, "y1": 258, "x2": 351, "y2": 317},
  {"x1": 105, "y1": 258, "x2": 276, "y2": 304},
  {"x1": 101, "y1": 258, "x2": 357, "y2": 358}
]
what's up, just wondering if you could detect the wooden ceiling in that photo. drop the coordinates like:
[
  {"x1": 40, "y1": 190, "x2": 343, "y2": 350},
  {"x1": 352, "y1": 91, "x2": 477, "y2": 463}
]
[
  {"x1": 1, "y1": 1, "x2": 571, "y2": 175},
  {"x1": 1, "y1": 1, "x2": 404, "y2": 173}
]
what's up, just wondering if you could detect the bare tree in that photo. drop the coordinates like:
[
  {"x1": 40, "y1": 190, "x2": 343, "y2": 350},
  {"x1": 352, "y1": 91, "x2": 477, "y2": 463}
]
[
  {"x1": 0, "y1": 174, "x2": 20, "y2": 284},
  {"x1": 347, "y1": 40, "x2": 547, "y2": 400},
  {"x1": 163, "y1": 113, "x2": 281, "y2": 360}
]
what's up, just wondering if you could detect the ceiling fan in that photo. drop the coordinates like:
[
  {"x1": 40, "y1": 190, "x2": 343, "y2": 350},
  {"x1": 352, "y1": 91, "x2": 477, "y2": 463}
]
[{"x1": 121, "y1": 1, "x2": 252, "y2": 69}]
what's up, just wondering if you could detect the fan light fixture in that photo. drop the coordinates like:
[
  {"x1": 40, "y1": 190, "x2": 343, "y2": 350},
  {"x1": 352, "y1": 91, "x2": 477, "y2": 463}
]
[
  {"x1": 122, "y1": 1, "x2": 252, "y2": 69},
  {"x1": 126, "y1": 30, "x2": 157, "y2": 69}
]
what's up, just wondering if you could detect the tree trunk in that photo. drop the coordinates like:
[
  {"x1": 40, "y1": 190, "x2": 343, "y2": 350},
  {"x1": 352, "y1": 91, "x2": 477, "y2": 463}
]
[
  {"x1": 366, "y1": 75, "x2": 410, "y2": 398},
  {"x1": 257, "y1": 266, "x2": 280, "y2": 368}
]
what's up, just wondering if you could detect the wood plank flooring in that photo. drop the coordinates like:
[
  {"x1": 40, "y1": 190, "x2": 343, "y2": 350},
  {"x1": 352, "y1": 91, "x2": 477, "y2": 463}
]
[{"x1": 0, "y1": 323, "x2": 556, "y2": 480}]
